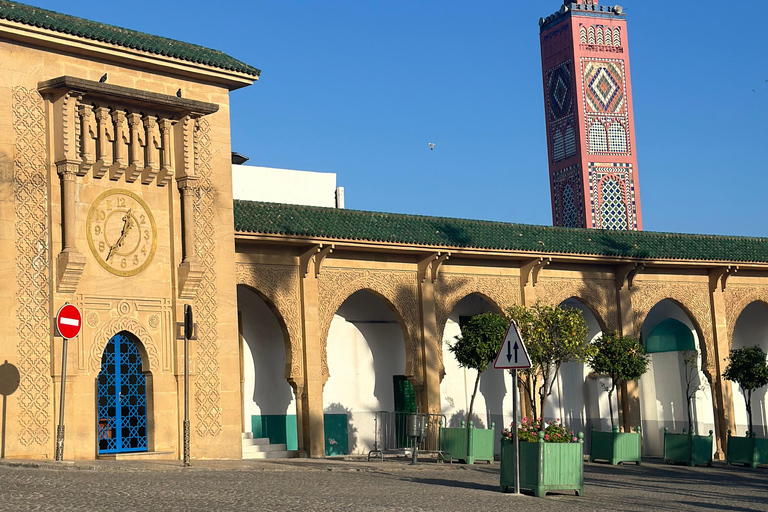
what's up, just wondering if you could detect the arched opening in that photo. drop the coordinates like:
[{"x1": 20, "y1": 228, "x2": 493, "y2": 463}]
[
  {"x1": 440, "y1": 293, "x2": 511, "y2": 454},
  {"x1": 731, "y1": 301, "x2": 768, "y2": 437},
  {"x1": 97, "y1": 331, "x2": 150, "y2": 454},
  {"x1": 639, "y1": 299, "x2": 715, "y2": 456},
  {"x1": 237, "y1": 285, "x2": 298, "y2": 453},
  {"x1": 324, "y1": 290, "x2": 408, "y2": 455},
  {"x1": 546, "y1": 298, "x2": 604, "y2": 450}
]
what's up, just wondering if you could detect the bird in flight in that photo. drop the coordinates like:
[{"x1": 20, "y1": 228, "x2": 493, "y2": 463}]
[{"x1": 428, "y1": 143, "x2": 435, "y2": 150}]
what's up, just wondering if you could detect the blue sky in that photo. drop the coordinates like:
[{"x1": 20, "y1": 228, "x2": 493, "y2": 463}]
[{"x1": 31, "y1": 0, "x2": 767, "y2": 236}]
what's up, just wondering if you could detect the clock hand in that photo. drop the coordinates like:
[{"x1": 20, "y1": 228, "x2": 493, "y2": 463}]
[{"x1": 106, "y1": 209, "x2": 133, "y2": 261}]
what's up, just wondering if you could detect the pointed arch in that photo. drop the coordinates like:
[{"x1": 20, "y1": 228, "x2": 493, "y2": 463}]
[
  {"x1": 236, "y1": 263, "x2": 303, "y2": 380},
  {"x1": 589, "y1": 121, "x2": 608, "y2": 153},
  {"x1": 91, "y1": 318, "x2": 158, "y2": 374},
  {"x1": 580, "y1": 26, "x2": 587, "y2": 44},
  {"x1": 588, "y1": 26, "x2": 596, "y2": 45},
  {"x1": 613, "y1": 28, "x2": 621, "y2": 46},
  {"x1": 608, "y1": 121, "x2": 627, "y2": 153}
]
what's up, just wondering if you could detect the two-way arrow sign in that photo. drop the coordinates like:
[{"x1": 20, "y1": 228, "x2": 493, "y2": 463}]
[{"x1": 493, "y1": 320, "x2": 531, "y2": 370}]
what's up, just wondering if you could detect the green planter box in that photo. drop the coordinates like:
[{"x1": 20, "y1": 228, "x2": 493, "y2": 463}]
[
  {"x1": 726, "y1": 431, "x2": 768, "y2": 468},
  {"x1": 589, "y1": 425, "x2": 642, "y2": 465},
  {"x1": 663, "y1": 428, "x2": 713, "y2": 466},
  {"x1": 439, "y1": 421, "x2": 495, "y2": 464},
  {"x1": 500, "y1": 433, "x2": 584, "y2": 497}
]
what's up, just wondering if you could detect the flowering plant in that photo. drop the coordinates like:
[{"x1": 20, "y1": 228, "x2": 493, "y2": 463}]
[{"x1": 501, "y1": 417, "x2": 576, "y2": 443}]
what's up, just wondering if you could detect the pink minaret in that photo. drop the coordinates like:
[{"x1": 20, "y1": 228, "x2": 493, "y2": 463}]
[{"x1": 540, "y1": 0, "x2": 643, "y2": 230}]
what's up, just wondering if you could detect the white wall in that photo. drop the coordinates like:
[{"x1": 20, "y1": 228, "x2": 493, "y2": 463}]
[
  {"x1": 238, "y1": 286, "x2": 296, "y2": 431},
  {"x1": 232, "y1": 164, "x2": 338, "y2": 207},
  {"x1": 440, "y1": 295, "x2": 516, "y2": 455},
  {"x1": 731, "y1": 301, "x2": 768, "y2": 437},
  {"x1": 638, "y1": 300, "x2": 716, "y2": 456},
  {"x1": 547, "y1": 298, "x2": 609, "y2": 451},
  {"x1": 324, "y1": 290, "x2": 406, "y2": 455}
]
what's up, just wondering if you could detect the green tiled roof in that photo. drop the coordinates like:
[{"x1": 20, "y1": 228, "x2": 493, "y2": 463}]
[
  {"x1": 0, "y1": 1, "x2": 260, "y2": 77},
  {"x1": 234, "y1": 200, "x2": 768, "y2": 264}
]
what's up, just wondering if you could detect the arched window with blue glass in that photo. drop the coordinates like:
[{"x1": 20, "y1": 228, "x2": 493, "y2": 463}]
[{"x1": 97, "y1": 331, "x2": 149, "y2": 454}]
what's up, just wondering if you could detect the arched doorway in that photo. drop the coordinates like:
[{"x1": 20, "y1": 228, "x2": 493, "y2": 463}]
[
  {"x1": 325, "y1": 290, "x2": 408, "y2": 455},
  {"x1": 237, "y1": 285, "x2": 297, "y2": 451},
  {"x1": 549, "y1": 298, "x2": 604, "y2": 450},
  {"x1": 731, "y1": 301, "x2": 768, "y2": 437},
  {"x1": 639, "y1": 299, "x2": 715, "y2": 456},
  {"x1": 97, "y1": 331, "x2": 148, "y2": 454},
  {"x1": 440, "y1": 293, "x2": 510, "y2": 454}
]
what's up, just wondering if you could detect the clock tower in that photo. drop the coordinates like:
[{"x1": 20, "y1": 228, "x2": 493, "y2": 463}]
[{"x1": 540, "y1": 0, "x2": 643, "y2": 230}]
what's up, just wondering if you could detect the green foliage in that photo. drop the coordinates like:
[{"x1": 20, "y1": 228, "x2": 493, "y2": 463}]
[
  {"x1": 507, "y1": 303, "x2": 591, "y2": 426},
  {"x1": 723, "y1": 345, "x2": 768, "y2": 435},
  {"x1": 588, "y1": 332, "x2": 650, "y2": 385},
  {"x1": 587, "y1": 331, "x2": 650, "y2": 429},
  {"x1": 449, "y1": 312, "x2": 509, "y2": 425},
  {"x1": 502, "y1": 417, "x2": 576, "y2": 443},
  {"x1": 724, "y1": 346, "x2": 768, "y2": 392},
  {"x1": 449, "y1": 312, "x2": 509, "y2": 374}
]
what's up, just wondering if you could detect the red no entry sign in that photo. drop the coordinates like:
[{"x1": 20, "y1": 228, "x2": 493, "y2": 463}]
[{"x1": 56, "y1": 304, "x2": 82, "y2": 339}]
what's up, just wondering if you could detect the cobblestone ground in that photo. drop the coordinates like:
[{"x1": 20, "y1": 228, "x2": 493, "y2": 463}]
[{"x1": 0, "y1": 458, "x2": 766, "y2": 512}]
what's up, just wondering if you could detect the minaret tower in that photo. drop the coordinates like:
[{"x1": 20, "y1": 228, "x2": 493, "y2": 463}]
[{"x1": 540, "y1": 0, "x2": 642, "y2": 230}]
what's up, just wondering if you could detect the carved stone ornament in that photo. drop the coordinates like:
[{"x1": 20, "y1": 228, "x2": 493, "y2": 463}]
[
  {"x1": 236, "y1": 263, "x2": 303, "y2": 379},
  {"x1": 535, "y1": 277, "x2": 619, "y2": 331},
  {"x1": 631, "y1": 280, "x2": 715, "y2": 373},
  {"x1": 90, "y1": 317, "x2": 159, "y2": 373},
  {"x1": 13, "y1": 86, "x2": 51, "y2": 447},
  {"x1": 318, "y1": 268, "x2": 421, "y2": 382},
  {"x1": 434, "y1": 273, "x2": 521, "y2": 379},
  {"x1": 724, "y1": 284, "x2": 768, "y2": 347}
]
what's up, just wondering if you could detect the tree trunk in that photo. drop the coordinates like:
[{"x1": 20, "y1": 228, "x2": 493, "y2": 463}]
[
  {"x1": 539, "y1": 377, "x2": 548, "y2": 431},
  {"x1": 608, "y1": 388, "x2": 615, "y2": 429},
  {"x1": 687, "y1": 395, "x2": 694, "y2": 434},
  {"x1": 467, "y1": 370, "x2": 481, "y2": 428},
  {"x1": 746, "y1": 389, "x2": 753, "y2": 436}
]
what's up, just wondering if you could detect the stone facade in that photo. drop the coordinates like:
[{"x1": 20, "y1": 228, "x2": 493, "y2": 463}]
[{"x1": 0, "y1": 8, "x2": 256, "y2": 460}]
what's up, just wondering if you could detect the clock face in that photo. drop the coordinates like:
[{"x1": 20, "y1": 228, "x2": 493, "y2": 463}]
[{"x1": 87, "y1": 189, "x2": 157, "y2": 277}]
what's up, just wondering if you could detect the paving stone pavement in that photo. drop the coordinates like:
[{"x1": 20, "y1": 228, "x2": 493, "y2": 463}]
[{"x1": 0, "y1": 457, "x2": 766, "y2": 512}]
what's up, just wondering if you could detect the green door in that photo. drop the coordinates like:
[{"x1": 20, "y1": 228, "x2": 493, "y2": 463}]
[{"x1": 393, "y1": 375, "x2": 416, "y2": 448}]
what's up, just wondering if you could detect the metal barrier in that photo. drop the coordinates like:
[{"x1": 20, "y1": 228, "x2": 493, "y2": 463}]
[{"x1": 373, "y1": 411, "x2": 446, "y2": 453}]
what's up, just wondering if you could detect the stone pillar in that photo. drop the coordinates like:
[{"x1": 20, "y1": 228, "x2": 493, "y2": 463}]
[
  {"x1": 616, "y1": 265, "x2": 641, "y2": 432},
  {"x1": 299, "y1": 268, "x2": 326, "y2": 458},
  {"x1": 55, "y1": 162, "x2": 86, "y2": 293},
  {"x1": 418, "y1": 261, "x2": 442, "y2": 417},
  {"x1": 709, "y1": 270, "x2": 736, "y2": 460}
]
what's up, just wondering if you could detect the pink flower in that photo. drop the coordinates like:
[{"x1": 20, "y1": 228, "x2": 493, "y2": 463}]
[
  {"x1": 572, "y1": 437, "x2": 577, "y2": 442},
  {"x1": 545, "y1": 434, "x2": 550, "y2": 441}
]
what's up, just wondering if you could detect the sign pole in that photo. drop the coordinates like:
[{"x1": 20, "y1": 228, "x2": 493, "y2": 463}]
[
  {"x1": 55, "y1": 336, "x2": 68, "y2": 461},
  {"x1": 183, "y1": 305, "x2": 192, "y2": 467},
  {"x1": 54, "y1": 303, "x2": 81, "y2": 462},
  {"x1": 512, "y1": 368, "x2": 520, "y2": 494}
]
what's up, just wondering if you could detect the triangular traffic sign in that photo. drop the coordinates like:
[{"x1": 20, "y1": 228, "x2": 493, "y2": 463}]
[{"x1": 493, "y1": 320, "x2": 531, "y2": 369}]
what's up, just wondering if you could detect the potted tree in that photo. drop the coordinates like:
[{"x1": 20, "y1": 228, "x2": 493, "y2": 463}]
[
  {"x1": 587, "y1": 331, "x2": 649, "y2": 465},
  {"x1": 443, "y1": 312, "x2": 508, "y2": 464},
  {"x1": 723, "y1": 345, "x2": 768, "y2": 468},
  {"x1": 500, "y1": 303, "x2": 590, "y2": 497},
  {"x1": 500, "y1": 418, "x2": 584, "y2": 497},
  {"x1": 663, "y1": 350, "x2": 713, "y2": 466}
]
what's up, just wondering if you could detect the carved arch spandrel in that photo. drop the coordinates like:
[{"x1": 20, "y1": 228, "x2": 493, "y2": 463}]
[
  {"x1": 630, "y1": 280, "x2": 715, "y2": 374},
  {"x1": 434, "y1": 273, "x2": 521, "y2": 380},
  {"x1": 724, "y1": 284, "x2": 768, "y2": 349},
  {"x1": 90, "y1": 318, "x2": 159, "y2": 374},
  {"x1": 318, "y1": 268, "x2": 420, "y2": 383},
  {"x1": 236, "y1": 263, "x2": 303, "y2": 380},
  {"x1": 535, "y1": 278, "x2": 618, "y2": 332}
]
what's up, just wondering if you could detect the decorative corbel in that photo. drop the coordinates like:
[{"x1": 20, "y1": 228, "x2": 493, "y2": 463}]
[
  {"x1": 616, "y1": 262, "x2": 643, "y2": 290},
  {"x1": 92, "y1": 106, "x2": 114, "y2": 178},
  {"x1": 177, "y1": 175, "x2": 203, "y2": 300},
  {"x1": 78, "y1": 103, "x2": 96, "y2": 175},
  {"x1": 109, "y1": 109, "x2": 129, "y2": 180},
  {"x1": 157, "y1": 118, "x2": 176, "y2": 186},
  {"x1": 141, "y1": 115, "x2": 161, "y2": 184},
  {"x1": 418, "y1": 252, "x2": 449, "y2": 284},
  {"x1": 520, "y1": 257, "x2": 551, "y2": 288},
  {"x1": 300, "y1": 244, "x2": 334, "y2": 279},
  {"x1": 125, "y1": 112, "x2": 145, "y2": 182},
  {"x1": 708, "y1": 266, "x2": 737, "y2": 293}
]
